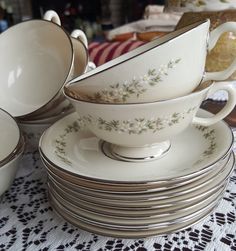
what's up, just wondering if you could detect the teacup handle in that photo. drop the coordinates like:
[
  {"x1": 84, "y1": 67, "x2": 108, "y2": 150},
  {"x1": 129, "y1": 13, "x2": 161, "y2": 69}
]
[
  {"x1": 193, "y1": 82, "x2": 236, "y2": 126},
  {"x1": 43, "y1": 10, "x2": 61, "y2": 26},
  {"x1": 71, "y1": 29, "x2": 88, "y2": 48},
  {"x1": 204, "y1": 22, "x2": 236, "y2": 82},
  {"x1": 86, "y1": 61, "x2": 96, "y2": 72}
]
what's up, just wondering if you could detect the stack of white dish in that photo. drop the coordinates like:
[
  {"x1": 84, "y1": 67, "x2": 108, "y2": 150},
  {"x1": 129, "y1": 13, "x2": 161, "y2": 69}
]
[
  {"x1": 39, "y1": 110, "x2": 235, "y2": 238},
  {"x1": 39, "y1": 18, "x2": 236, "y2": 237}
]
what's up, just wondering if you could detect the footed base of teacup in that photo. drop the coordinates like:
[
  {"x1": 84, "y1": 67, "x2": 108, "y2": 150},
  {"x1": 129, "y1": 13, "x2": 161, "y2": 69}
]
[{"x1": 101, "y1": 141, "x2": 171, "y2": 162}]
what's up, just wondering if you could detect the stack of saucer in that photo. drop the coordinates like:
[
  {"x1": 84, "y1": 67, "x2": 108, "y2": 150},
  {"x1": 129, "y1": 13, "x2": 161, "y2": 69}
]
[{"x1": 39, "y1": 110, "x2": 235, "y2": 238}]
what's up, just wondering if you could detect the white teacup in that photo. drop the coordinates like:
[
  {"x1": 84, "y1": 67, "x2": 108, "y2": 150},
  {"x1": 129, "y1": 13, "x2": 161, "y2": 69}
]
[
  {"x1": 65, "y1": 81, "x2": 236, "y2": 162},
  {"x1": 0, "y1": 10, "x2": 88, "y2": 119},
  {"x1": 44, "y1": 10, "x2": 89, "y2": 79},
  {"x1": 66, "y1": 19, "x2": 236, "y2": 104},
  {"x1": 70, "y1": 29, "x2": 88, "y2": 78}
]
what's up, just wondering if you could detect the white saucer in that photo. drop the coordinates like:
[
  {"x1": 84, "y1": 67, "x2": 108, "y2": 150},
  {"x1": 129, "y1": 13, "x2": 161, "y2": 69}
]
[
  {"x1": 39, "y1": 110, "x2": 233, "y2": 183},
  {"x1": 49, "y1": 185, "x2": 224, "y2": 227},
  {"x1": 49, "y1": 190, "x2": 223, "y2": 238},
  {"x1": 46, "y1": 152, "x2": 232, "y2": 208},
  {"x1": 46, "y1": 152, "x2": 231, "y2": 200}
]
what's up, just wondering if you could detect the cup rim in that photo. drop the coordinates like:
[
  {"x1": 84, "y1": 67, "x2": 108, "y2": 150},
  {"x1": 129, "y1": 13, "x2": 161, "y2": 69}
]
[
  {"x1": 0, "y1": 18, "x2": 74, "y2": 119},
  {"x1": 67, "y1": 19, "x2": 209, "y2": 87},
  {"x1": 64, "y1": 80, "x2": 213, "y2": 106},
  {"x1": 0, "y1": 108, "x2": 22, "y2": 167}
]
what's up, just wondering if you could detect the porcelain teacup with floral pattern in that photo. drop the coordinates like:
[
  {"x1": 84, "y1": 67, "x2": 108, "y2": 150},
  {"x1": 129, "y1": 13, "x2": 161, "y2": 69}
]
[
  {"x1": 66, "y1": 19, "x2": 236, "y2": 104},
  {"x1": 65, "y1": 81, "x2": 236, "y2": 162}
]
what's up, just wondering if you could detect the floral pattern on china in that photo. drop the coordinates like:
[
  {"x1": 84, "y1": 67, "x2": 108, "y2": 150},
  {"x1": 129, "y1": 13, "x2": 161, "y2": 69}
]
[
  {"x1": 82, "y1": 107, "x2": 196, "y2": 134},
  {"x1": 54, "y1": 117, "x2": 216, "y2": 166},
  {"x1": 71, "y1": 59, "x2": 181, "y2": 103}
]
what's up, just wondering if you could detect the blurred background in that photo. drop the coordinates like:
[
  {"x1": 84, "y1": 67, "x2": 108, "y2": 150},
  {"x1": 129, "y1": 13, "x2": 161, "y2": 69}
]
[{"x1": 0, "y1": 0, "x2": 165, "y2": 39}]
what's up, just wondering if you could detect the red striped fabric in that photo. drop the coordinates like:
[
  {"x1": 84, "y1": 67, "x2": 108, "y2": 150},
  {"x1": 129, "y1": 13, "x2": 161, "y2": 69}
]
[{"x1": 88, "y1": 41, "x2": 145, "y2": 66}]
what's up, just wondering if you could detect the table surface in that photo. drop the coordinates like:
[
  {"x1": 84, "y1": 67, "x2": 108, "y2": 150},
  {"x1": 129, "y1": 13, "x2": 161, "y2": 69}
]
[{"x1": 0, "y1": 128, "x2": 236, "y2": 251}]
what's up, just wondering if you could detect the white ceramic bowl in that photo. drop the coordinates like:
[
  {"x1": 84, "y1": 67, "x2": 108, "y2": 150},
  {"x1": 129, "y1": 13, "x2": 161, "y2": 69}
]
[
  {"x1": 0, "y1": 18, "x2": 72, "y2": 118},
  {"x1": 0, "y1": 135, "x2": 24, "y2": 197},
  {"x1": 0, "y1": 10, "x2": 88, "y2": 119},
  {"x1": 65, "y1": 81, "x2": 236, "y2": 162},
  {"x1": 0, "y1": 109, "x2": 21, "y2": 166},
  {"x1": 65, "y1": 20, "x2": 236, "y2": 103}
]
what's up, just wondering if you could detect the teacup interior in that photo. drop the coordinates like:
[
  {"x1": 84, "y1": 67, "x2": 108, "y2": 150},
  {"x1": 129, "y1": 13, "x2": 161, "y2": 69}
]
[{"x1": 0, "y1": 20, "x2": 73, "y2": 117}]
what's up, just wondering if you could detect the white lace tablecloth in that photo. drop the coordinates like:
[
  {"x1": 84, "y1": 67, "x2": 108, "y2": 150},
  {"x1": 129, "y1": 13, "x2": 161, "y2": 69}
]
[{"x1": 0, "y1": 128, "x2": 235, "y2": 251}]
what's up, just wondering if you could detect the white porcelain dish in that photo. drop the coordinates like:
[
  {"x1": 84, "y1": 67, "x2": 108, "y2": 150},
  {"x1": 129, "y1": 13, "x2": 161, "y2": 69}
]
[
  {"x1": 0, "y1": 10, "x2": 88, "y2": 119},
  {"x1": 0, "y1": 109, "x2": 21, "y2": 166},
  {"x1": 49, "y1": 189, "x2": 223, "y2": 238},
  {"x1": 48, "y1": 152, "x2": 233, "y2": 214},
  {"x1": 65, "y1": 81, "x2": 236, "y2": 161},
  {"x1": 46, "y1": 159, "x2": 231, "y2": 208},
  {"x1": 0, "y1": 135, "x2": 24, "y2": 197},
  {"x1": 49, "y1": 183, "x2": 226, "y2": 227},
  {"x1": 46, "y1": 152, "x2": 231, "y2": 202},
  {"x1": 39, "y1": 109, "x2": 233, "y2": 184},
  {"x1": 0, "y1": 15, "x2": 73, "y2": 118}
]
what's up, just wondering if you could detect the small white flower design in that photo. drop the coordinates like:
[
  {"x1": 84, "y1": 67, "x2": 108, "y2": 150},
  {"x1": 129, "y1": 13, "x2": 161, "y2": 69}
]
[
  {"x1": 83, "y1": 58, "x2": 181, "y2": 103},
  {"x1": 83, "y1": 107, "x2": 197, "y2": 135}
]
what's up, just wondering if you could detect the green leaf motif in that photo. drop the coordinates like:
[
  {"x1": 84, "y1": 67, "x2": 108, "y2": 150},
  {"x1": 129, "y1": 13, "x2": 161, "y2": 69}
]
[
  {"x1": 54, "y1": 118, "x2": 86, "y2": 166},
  {"x1": 84, "y1": 107, "x2": 197, "y2": 135},
  {"x1": 85, "y1": 58, "x2": 181, "y2": 103},
  {"x1": 194, "y1": 126, "x2": 216, "y2": 165}
]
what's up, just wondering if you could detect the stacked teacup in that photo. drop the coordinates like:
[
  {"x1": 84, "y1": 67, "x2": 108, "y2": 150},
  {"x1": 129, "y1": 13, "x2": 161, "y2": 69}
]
[
  {"x1": 0, "y1": 10, "x2": 91, "y2": 152},
  {"x1": 64, "y1": 19, "x2": 236, "y2": 162},
  {"x1": 38, "y1": 19, "x2": 236, "y2": 237}
]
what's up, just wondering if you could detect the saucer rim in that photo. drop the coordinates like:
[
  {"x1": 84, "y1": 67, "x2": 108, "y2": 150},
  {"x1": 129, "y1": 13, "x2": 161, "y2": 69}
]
[
  {"x1": 39, "y1": 110, "x2": 234, "y2": 185},
  {"x1": 46, "y1": 152, "x2": 232, "y2": 201}
]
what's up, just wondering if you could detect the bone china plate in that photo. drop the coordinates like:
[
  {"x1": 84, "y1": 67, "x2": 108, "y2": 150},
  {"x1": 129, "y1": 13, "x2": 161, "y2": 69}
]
[
  {"x1": 49, "y1": 184, "x2": 225, "y2": 227},
  {"x1": 39, "y1": 109, "x2": 233, "y2": 184},
  {"x1": 46, "y1": 153, "x2": 233, "y2": 208},
  {"x1": 49, "y1": 190, "x2": 223, "y2": 238},
  {"x1": 45, "y1": 152, "x2": 231, "y2": 200},
  {"x1": 45, "y1": 152, "x2": 234, "y2": 211}
]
